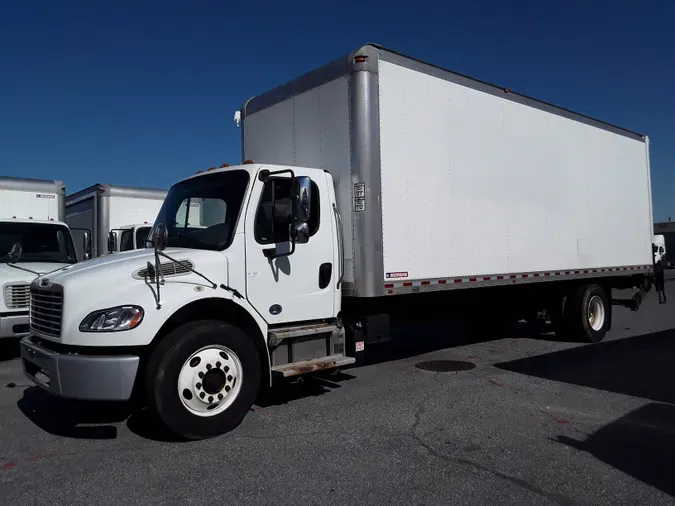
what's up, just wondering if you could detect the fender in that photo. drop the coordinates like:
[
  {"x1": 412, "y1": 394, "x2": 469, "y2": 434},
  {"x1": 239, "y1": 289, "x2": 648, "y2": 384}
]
[{"x1": 149, "y1": 296, "x2": 272, "y2": 387}]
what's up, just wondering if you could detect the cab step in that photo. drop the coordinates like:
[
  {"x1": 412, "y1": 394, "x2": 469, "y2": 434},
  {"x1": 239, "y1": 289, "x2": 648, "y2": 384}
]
[
  {"x1": 268, "y1": 322, "x2": 339, "y2": 344},
  {"x1": 271, "y1": 355, "x2": 356, "y2": 378}
]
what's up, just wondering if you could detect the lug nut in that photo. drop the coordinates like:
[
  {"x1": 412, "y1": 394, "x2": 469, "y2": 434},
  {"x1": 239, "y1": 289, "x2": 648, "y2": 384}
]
[
  {"x1": 225, "y1": 386, "x2": 231, "y2": 392},
  {"x1": 196, "y1": 382, "x2": 202, "y2": 389},
  {"x1": 224, "y1": 366, "x2": 229, "y2": 373},
  {"x1": 208, "y1": 396, "x2": 213, "y2": 403},
  {"x1": 227, "y1": 375, "x2": 233, "y2": 382},
  {"x1": 198, "y1": 372, "x2": 204, "y2": 378},
  {"x1": 216, "y1": 361, "x2": 222, "y2": 368},
  {"x1": 218, "y1": 393, "x2": 223, "y2": 400},
  {"x1": 206, "y1": 364, "x2": 212, "y2": 370},
  {"x1": 200, "y1": 392, "x2": 205, "y2": 399}
]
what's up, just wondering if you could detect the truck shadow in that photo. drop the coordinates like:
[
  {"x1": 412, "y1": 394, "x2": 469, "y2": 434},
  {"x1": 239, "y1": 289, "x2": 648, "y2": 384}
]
[
  {"x1": 494, "y1": 328, "x2": 675, "y2": 405},
  {"x1": 16, "y1": 373, "x2": 358, "y2": 442},
  {"x1": 495, "y1": 329, "x2": 675, "y2": 495},
  {"x1": 554, "y1": 403, "x2": 675, "y2": 497},
  {"x1": 255, "y1": 371, "x2": 356, "y2": 408},
  {"x1": 17, "y1": 387, "x2": 128, "y2": 440},
  {"x1": 0, "y1": 338, "x2": 21, "y2": 362},
  {"x1": 16, "y1": 387, "x2": 185, "y2": 442}
]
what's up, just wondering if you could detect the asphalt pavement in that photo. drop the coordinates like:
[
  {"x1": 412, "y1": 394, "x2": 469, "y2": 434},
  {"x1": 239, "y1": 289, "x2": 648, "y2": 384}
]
[{"x1": 1, "y1": 285, "x2": 675, "y2": 505}]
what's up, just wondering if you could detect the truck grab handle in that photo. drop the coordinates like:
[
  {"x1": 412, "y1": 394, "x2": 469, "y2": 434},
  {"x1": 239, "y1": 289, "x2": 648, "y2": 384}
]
[{"x1": 332, "y1": 203, "x2": 344, "y2": 289}]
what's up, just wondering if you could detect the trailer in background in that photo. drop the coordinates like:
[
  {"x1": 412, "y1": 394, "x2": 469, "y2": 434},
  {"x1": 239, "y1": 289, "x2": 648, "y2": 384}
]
[
  {"x1": 65, "y1": 183, "x2": 167, "y2": 258},
  {"x1": 1, "y1": 176, "x2": 88, "y2": 341}
]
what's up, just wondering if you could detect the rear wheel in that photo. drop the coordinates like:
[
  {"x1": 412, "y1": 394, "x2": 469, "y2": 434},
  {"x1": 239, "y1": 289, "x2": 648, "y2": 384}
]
[
  {"x1": 146, "y1": 320, "x2": 260, "y2": 440},
  {"x1": 555, "y1": 284, "x2": 611, "y2": 343}
]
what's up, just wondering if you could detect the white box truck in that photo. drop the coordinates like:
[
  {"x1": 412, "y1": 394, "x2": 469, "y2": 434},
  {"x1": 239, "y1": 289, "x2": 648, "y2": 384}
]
[
  {"x1": 65, "y1": 183, "x2": 167, "y2": 258},
  {"x1": 19, "y1": 44, "x2": 654, "y2": 440},
  {"x1": 1, "y1": 177, "x2": 90, "y2": 342}
]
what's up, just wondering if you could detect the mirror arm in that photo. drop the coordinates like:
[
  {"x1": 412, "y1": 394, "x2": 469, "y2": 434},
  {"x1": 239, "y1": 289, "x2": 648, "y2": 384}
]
[
  {"x1": 263, "y1": 240, "x2": 296, "y2": 260},
  {"x1": 258, "y1": 168, "x2": 295, "y2": 182}
]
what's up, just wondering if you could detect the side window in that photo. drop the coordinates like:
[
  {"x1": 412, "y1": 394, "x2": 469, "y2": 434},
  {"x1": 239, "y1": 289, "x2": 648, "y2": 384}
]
[
  {"x1": 135, "y1": 226, "x2": 151, "y2": 249},
  {"x1": 120, "y1": 230, "x2": 134, "y2": 251},
  {"x1": 254, "y1": 178, "x2": 320, "y2": 244}
]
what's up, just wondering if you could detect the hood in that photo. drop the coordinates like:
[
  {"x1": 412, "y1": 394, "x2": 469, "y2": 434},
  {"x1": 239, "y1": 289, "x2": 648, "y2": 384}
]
[
  {"x1": 32, "y1": 247, "x2": 233, "y2": 347},
  {"x1": 0, "y1": 261, "x2": 72, "y2": 284},
  {"x1": 41, "y1": 247, "x2": 218, "y2": 286}
]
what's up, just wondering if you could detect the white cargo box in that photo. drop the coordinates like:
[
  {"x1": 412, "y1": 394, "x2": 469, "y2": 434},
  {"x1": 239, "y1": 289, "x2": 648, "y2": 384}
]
[
  {"x1": 240, "y1": 44, "x2": 653, "y2": 298},
  {"x1": 0, "y1": 177, "x2": 66, "y2": 222},
  {"x1": 66, "y1": 184, "x2": 167, "y2": 258}
]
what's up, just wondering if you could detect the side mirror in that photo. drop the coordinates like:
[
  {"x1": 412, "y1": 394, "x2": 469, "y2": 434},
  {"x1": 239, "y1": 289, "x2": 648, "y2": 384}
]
[
  {"x1": 83, "y1": 230, "x2": 92, "y2": 259},
  {"x1": 291, "y1": 222, "x2": 310, "y2": 245},
  {"x1": 8, "y1": 243, "x2": 22, "y2": 264},
  {"x1": 107, "y1": 231, "x2": 116, "y2": 255},
  {"x1": 154, "y1": 223, "x2": 168, "y2": 251},
  {"x1": 292, "y1": 176, "x2": 312, "y2": 223}
]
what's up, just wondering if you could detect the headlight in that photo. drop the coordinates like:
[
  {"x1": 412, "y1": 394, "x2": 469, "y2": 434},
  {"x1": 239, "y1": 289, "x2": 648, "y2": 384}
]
[{"x1": 79, "y1": 305, "x2": 144, "y2": 332}]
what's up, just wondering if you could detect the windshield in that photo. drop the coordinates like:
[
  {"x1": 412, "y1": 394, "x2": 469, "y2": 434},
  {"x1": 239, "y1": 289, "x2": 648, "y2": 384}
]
[
  {"x1": 149, "y1": 170, "x2": 250, "y2": 251},
  {"x1": 0, "y1": 222, "x2": 77, "y2": 264}
]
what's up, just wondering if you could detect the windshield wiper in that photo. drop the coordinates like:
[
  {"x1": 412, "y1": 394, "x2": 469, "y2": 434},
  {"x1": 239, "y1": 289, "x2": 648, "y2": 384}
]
[
  {"x1": 2, "y1": 261, "x2": 41, "y2": 277},
  {"x1": 161, "y1": 250, "x2": 242, "y2": 297},
  {"x1": 144, "y1": 233, "x2": 243, "y2": 310}
]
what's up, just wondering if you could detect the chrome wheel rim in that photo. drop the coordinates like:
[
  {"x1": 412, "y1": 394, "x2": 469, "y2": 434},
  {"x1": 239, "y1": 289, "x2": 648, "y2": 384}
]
[{"x1": 177, "y1": 345, "x2": 243, "y2": 417}]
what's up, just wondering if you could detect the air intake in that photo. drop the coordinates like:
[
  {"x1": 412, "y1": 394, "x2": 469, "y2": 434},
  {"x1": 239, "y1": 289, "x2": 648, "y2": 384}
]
[{"x1": 134, "y1": 260, "x2": 194, "y2": 280}]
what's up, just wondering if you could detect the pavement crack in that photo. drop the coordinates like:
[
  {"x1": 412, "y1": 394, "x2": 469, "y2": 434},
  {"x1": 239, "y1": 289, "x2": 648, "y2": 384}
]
[
  {"x1": 457, "y1": 458, "x2": 577, "y2": 505},
  {"x1": 408, "y1": 393, "x2": 576, "y2": 505},
  {"x1": 409, "y1": 392, "x2": 453, "y2": 464}
]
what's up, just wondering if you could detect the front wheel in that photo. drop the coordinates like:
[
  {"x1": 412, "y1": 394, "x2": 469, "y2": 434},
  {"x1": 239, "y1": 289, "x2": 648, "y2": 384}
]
[{"x1": 145, "y1": 320, "x2": 261, "y2": 440}]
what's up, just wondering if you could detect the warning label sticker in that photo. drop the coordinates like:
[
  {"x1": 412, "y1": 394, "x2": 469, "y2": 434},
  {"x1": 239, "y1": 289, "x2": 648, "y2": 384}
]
[
  {"x1": 353, "y1": 183, "x2": 366, "y2": 212},
  {"x1": 386, "y1": 272, "x2": 409, "y2": 279}
]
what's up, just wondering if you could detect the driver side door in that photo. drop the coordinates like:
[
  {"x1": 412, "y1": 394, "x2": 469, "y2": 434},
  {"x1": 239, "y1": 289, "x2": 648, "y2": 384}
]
[{"x1": 244, "y1": 171, "x2": 335, "y2": 325}]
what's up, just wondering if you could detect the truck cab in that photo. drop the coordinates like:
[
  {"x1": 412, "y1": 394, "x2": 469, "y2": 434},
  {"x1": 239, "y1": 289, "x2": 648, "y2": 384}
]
[
  {"x1": 19, "y1": 163, "x2": 350, "y2": 439},
  {"x1": 107, "y1": 222, "x2": 154, "y2": 254},
  {"x1": 1, "y1": 218, "x2": 83, "y2": 340},
  {"x1": 653, "y1": 234, "x2": 666, "y2": 265}
]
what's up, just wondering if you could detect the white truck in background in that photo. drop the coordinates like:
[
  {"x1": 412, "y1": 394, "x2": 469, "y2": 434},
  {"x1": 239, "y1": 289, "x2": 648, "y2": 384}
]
[
  {"x1": 65, "y1": 183, "x2": 167, "y2": 258},
  {"x1": 1, "y1": 177, "x2": 90, "y2": 342},
  {"x1": 653, "y1": 234, "x2": 666, "y2": 264},
  {"x1": 20, "y1": 44, "x2": 654, "y2": 440}
]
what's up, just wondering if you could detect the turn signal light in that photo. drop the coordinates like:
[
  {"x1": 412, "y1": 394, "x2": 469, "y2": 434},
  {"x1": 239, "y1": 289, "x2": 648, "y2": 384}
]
[
  {"x1": 243, "y1": 160, "x2": 254, "y2": 164},
  {"x1": 220, "y1": 163, "x2": 230, "y2": 168}
]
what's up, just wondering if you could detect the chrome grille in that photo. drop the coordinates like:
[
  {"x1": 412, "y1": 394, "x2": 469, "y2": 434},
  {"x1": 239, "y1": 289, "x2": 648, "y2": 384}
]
[
  {"x1": 135, "y1": 260, "x2": 193, "y2": 280},
  {"x1": 30, "y1": 284, "x2": 63, "y2": 337},
  {"x1": 4, "y1": 283, "x2": 30, "y2": 309}
]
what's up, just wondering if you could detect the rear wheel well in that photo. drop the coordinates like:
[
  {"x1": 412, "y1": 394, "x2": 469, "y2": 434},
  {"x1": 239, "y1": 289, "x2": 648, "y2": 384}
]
[{"x1": 136, "y1": 298, "x2": 270, "y2": 398}]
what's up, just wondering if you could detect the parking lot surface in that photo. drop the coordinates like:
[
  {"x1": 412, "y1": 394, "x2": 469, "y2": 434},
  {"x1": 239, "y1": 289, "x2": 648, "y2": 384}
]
[{"x1": 1, "y1": 286, "x2": 675, "y2": 505}]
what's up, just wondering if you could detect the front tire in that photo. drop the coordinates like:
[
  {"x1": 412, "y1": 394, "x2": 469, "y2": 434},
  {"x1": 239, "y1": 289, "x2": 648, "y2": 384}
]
[{"x1": 145, "y1": 320, "x2": 261, "y2": 440}]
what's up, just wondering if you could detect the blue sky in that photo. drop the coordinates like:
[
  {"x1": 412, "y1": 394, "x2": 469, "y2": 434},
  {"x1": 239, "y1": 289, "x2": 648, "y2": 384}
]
[{"x1": 1, "y1": 1, "x2": 673, "y2": 220}]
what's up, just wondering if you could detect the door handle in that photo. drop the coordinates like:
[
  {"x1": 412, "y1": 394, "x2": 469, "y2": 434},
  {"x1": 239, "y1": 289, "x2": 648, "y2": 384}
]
[{"x1": 319, "y1": 263, "x2": 332, "y2": 289}]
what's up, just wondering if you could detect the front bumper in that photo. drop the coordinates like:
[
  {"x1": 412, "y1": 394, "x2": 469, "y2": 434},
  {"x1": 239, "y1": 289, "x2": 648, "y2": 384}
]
[
  {"x1": 20, "y1": 335, "x2": 140, "y2": 401},
  {"x1": 0, "y1": 312, "x2": 30, "y2": 339}
]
